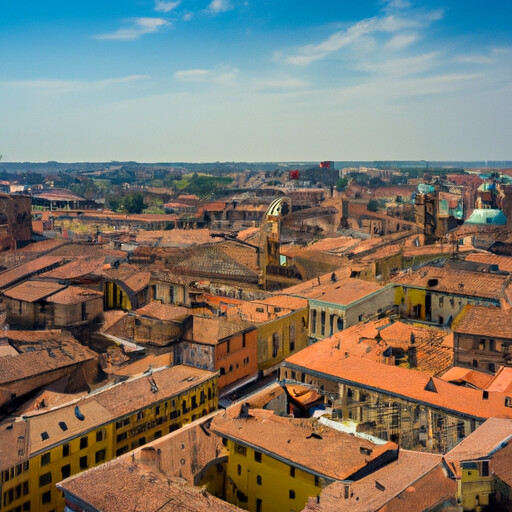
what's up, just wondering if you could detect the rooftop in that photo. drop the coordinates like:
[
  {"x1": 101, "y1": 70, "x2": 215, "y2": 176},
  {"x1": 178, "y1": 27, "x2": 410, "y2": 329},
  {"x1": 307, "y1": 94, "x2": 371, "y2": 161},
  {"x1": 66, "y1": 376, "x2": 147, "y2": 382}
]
[
  {"x1": 211, "y1": 408, "x2": 398, "y2": 481},
  {"x1": 136, "y1": 302, "x2": 191, "y2": 322},
  {"x1": 187, "y1": 316, "x2": 254, "y2": 345},
  {"x1": 445, "y1": 417, "x2": 512, "y2": 477},
  {"x1": 0, "y1": 256, "x2": 65, "y2": 289},
  {"x1": 282, "y1": 274, "x2": 385, "y2": 306},
  {"x1": 284, "y1": 352, "x2": 512, "y2": 420},
  {"x1": 452, "y1": 305, "x2": 512, "y2": 339},
  {"x1": 0, "y1": 365, "x2": 216, "y2": 468},
  {"x1": 3, "y1": 279, "x2": 66, "y2": 302},
  {"x1": 304, "y1": 450, "x2": 454, "y2": 512},
  {"x1": 46, "y1": 286, "x2": 103, "y2": 305},
  {"x1": 393, "y1": 265, "x2": 509, "y2": 300}
]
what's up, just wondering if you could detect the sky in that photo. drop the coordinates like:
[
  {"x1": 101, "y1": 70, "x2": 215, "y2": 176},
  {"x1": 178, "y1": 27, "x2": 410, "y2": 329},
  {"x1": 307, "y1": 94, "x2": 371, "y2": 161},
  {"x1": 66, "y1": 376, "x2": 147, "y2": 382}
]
[{"x1": 1, "y1": 0, "x2": 512, "y2": 162}]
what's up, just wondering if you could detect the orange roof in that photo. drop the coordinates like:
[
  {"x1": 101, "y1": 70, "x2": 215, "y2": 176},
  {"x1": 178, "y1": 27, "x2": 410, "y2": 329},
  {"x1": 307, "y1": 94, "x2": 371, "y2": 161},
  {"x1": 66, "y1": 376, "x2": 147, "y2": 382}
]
[
  {"x1": 0, "y1": 256, "x2": 65, "y2": 289},
  {"x1": 38, "y1": 257, "x2": 105, "y2": 280},
  {"x1": 46, "y1": 286, "x2": 103, "y2": 305},
  {"x1": 440, "y1": 367, "x2": 494, "y2": 389},
  {"x1": 211, "y1": 408, "x2": 398, "y2": 481},
  {"x1": 486, "y1": 367, "x2": 512, "y2": 394},
  {"x1": 284, "y1": 352, "x2": 512, "y2": 420},
  {"x1": 103, "y1": 268, "x2": 151, "y2": 293},
  {"x1": 453, "y1": 305, "x2": 512, "y2": 339},
  {"x1": 187, "y1": 316, "x2": 254, "y2": 345},
  {"x1": 445, "y1": 417, "x2": 512, "y2": 477},
  {"x1": 282, "y1": 273, "x2": 384, "y2": 306},
  {"x1": 136, "y1": 302, "x2": 191, "y2": 322},
  {"x1": 465, "y1": 252, "x2": 512, "y2": 273},
  {"x1": 3, "y1": 280, "x2": 66, "y2": 302},
  {"x1": 393, "y1": 265, "x2": 507, "y2": 300}
]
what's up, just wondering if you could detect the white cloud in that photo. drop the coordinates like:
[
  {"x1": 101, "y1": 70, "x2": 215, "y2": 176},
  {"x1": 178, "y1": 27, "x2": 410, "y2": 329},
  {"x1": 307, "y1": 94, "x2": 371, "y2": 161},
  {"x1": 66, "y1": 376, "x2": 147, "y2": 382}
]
[
  {"x1": 207, "y1": 0, "x2": 233, "y2": 14},
  {"x1": 358, "y1": 52, "x2": 439, "y2": 76},
  {"x1": 284, "y1": 15, "x2": 425, "y2": 65},
  {"x1": 174, "y1": 67, "x2": 239, "y2": 85},
  {"x1": 95, "y1": 18, "x2": 169, "y2": 41},
  {"x1": 154, "y1": 1, "x2": 180, "y2": 13},
  {"x1": 0, "y1": 75, "x2": 151, "y2": 91},
  {"x1": 258, "y1": 79, "x2": 309, "y2": 89},
  {"x1": 183, "y1": 12, "x2": 194, "y2": 21},
  {"x1": 386, "y1": 32, "x2": 419, "y2": 50},
  {"x1": 174, "y1": 69, "x2": 211, "y2": 82}
]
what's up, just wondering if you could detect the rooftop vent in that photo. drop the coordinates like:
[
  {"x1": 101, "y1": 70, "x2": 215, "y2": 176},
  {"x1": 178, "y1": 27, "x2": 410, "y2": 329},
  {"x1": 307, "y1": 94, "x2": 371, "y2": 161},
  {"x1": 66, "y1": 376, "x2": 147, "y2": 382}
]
[
  {"x1": 149, "y1": 378, "x2": 158, "y2": 393},
  {"x1": 375, "y1": 481, "x2": 386, "y2": 491},
  {"x1": 306, "y1": 432, "x2": 322, "y2": 440},
  {"x1": 424, "y1": 377, "x2": 437, "y2": 393},
  {"x1": 41, "y1": 431, "x2": 49, "y2": 441},
  {"x1": 360, "y1": 447, "x2": 373, "y2": 456},
  {"x1": 75, "y1": 405, "x2": 85, "y2": 421},
  {"x1": 58, "y1": 421, "x2": 68, "y2": 431},
  {"x1": 483, "y1": 391, "x2": 489, "y2": 400},
  {"x1": 427, "y1": 279, "x2": 438, "y2": 287}
]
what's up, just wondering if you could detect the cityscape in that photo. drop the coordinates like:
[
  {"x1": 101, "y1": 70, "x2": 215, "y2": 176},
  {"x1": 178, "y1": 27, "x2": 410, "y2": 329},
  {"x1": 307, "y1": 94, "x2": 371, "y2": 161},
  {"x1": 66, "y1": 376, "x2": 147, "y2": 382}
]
[{"x1": 2, "y1": 1, "x2": 512, "y2": 512}]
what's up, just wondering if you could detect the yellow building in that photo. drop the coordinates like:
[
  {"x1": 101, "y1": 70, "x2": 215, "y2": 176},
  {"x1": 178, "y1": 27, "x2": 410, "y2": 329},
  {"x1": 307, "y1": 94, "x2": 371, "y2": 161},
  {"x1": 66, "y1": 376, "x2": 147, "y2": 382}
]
[
  {"x1": 210, "y1": 407, "x2": 398, "y2": 512},
  {"x1": 0, "y1": 365, "x2": 218, "y2": 512}
]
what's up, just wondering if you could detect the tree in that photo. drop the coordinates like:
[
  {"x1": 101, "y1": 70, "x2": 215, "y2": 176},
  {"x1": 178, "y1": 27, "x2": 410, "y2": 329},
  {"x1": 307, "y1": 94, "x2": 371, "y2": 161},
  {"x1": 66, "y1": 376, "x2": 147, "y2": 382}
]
[
  {"x1": 367, "y1": 199, "x2": 379, "y2": 212},
  {"x1": 336, "y1": 177, "x2": 348, "y2": 192},
  {"x1": 123, "y1": 193, "x2": 146, "y2": 214}
]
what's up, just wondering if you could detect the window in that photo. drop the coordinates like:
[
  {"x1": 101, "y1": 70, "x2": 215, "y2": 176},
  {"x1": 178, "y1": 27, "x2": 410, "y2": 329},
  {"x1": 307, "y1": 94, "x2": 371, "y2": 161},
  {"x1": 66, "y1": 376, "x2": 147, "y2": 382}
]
[
  {"x1": 358, "y1": 314, "x2": 363, "y2": 322},
  {"x1": 62, "y1": 443, "x2": 70, "y2": 457},
  {"x1": 242, "y1": 333, "x2": 246, "y2": 348},
  {"x1": 155, "y1": 405, "x2": 160, "y2": 415},
  {"x1": 96, "y1": 429, "x2": 106, "y2": 442},
  {"x1": 116, "y1": 446, "x2": 129, "y2": 456},
  {"x1": 320, "y1": 311, "x2": 326, "y2": 335},
  {"x1": 473, "y1": 359, "x2": 478, "y2": 368},
  {"x1": 257, "y1": 475, "x2": 262, "y2": 485},
  {"x1": 117, "y1": 432, "x2": 127, "y2": 443},
  {"x1": 272, "y1": 332, "x2": 280, "y2": 358},
  {"x1": 137, "y1": 411, "x2": 144, "y2": 421},
  {"x1": 81, "y1": 302, "x2": 87, "y2": 321},
  {"x1": 22, "y1": 501, "x2": 30, "y2": 511},
  {"x1": 312, "y1": 310, "x2": 317, "y2": 333},
  {"x1": 254, "y1": 451, "x2": 262, "y2": 463},
  {"x1": 79, "y1": 456, "x2": 88, "y2": 470},
  {"x1": 41, "y1": 491, "x2": 51, "y2": 504},
  {"x1": 337, "y1": 317, "x2": 344, "y2": 331},
  {"x1": 191, "y1": 396, "x2": 197, "y2": 409},
  {"x1": 61, "y1": 465, "x2": 71, "y2": 479},
  {"x1": 220, "y1": 367, "x2": 225, "y2": 376},
  {"x1": 22, "y1": 481, "x2": 29, "y2": 496},
  {"x1": 290, "y1": 467, "x2": 295, "y2": 477},
  {"x1": 41, "y1": 453, "x2": 50, "y2": 466},
  {"x1": 481, "y1": 461, "x2": 490, "y2": 477},
  {"x1": 79, "y1": 436, "x2": 88, "y2": 450},
  {"x1": 39, "y1": 472, "x2": 52, "y2": 487},
  {"x1": 289, "y1": 490, "x2": 296, "y2": 499},
  {"x1": 95, "y1": 449, "x2": 106, "y2": 464},
  {"x1": 226, "y1": 339, "x2": 230, "y2": 353},
  {"x1": 237, "y1": 464, "x2": 241, "y2": 476},
  {"x1": 489, "y1": 363, "x2": 496, "y2": 373},
  {"x1": 235, "y1": 444, "x2": 247, "y2": 456},
  {"x1": 154, "y1": 430, "x2": 162, "y2": 439},
  {"x1": 479, "y1": 339, "x2": 486, "y2": 351},
  {"x1": 315, "y1": 476, "x2": 320, "y2": 486},
  {"x1": 489, "y1": 340, "x2": 496, "y2": 352},
  {"x1": 256, "y1": 498, "x2": 262, "y2": 512}
]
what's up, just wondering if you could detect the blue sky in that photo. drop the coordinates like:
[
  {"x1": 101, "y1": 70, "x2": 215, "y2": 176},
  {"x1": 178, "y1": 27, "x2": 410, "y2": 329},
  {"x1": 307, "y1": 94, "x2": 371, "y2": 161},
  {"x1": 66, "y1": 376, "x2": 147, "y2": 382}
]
[{"x1": 1, "y1": 0, "x2": 511, "y2": 162}]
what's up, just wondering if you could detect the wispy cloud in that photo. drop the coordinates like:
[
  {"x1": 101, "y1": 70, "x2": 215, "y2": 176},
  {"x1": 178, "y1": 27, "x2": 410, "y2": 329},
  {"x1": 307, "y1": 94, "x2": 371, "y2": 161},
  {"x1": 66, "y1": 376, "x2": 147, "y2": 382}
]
[
  {"x1": 207, "y1": 0, "x2": 233, "y2": 15},
  {"x1": 95, "y1": 18, "x2": 169, "y2": 41},
  {"x1": 358, "y1": 52, "x2": 439, "y2": 76},
  {"x1": 154, "y1": 1, "x2": 180, "y2": 13},
  {"x1": 174, "y1": 67, "x2": 239, "y2": 85},
  {"x1": 386, "y1": 32, "x2": 419, "y2": 50},
  {"x1": 258, "y1": 79, "x2": 309, "y2": 89},
  {"x1": 1, "y1": 75, "x2": 151, "y2": 91},
  {"x1": 174, "y1": 69, "x2": 210, "y2": 82}
]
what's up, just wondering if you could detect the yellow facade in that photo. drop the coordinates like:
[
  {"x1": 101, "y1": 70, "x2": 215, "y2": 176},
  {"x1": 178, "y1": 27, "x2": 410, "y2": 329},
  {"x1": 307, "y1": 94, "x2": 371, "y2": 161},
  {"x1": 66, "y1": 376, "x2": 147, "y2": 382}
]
[
  {"x1": 104, "y1": 281, "x2": 132, "y2": 310},
  {"x1": 256, "y1": 310, "x2": 308, "y2": 373},
  {"x1": 459, "y1": 461, "x2": 494, "y2": 512},
  {"x1": 394, "y1": 285, "x2": 426, "y2": 320},
  {"x1": 224, "y1": 439, "x2": 323, "y2": 512},
  {"x1": 1, "y1": 378, "x2": 217, "y2": 512}
]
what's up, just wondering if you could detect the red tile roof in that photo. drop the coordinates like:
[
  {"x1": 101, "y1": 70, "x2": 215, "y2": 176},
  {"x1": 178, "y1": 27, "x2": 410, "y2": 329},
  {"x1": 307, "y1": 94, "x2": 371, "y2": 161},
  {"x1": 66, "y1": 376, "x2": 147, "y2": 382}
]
[
  {"x1": 211, "y1": 408, "x2": 398, "y2": 481},
  {"x1": 46, "y1": 286, "x2": 103, "y2": 305},
  {"x1": 393, "y1": 265, "x2": 508, "y2": 300},
  {"x1": 453, "y1": 305, "x2": 512, "y2": 339},
  {"x1": 188, "y1": 316, "x2": 254, "y2": 345},
  {"x1": 285, "y1": 352, "x2": 512, "y2": 420},
  {"x1": 0, "y1": 256, "x2": 65, "y2": 289},
  {"x1": 3, "y1": 279, "x2": 66, "y2": 302},
  {"x1": 136, "y1": 302, "x2": 191, "y2": 321}
]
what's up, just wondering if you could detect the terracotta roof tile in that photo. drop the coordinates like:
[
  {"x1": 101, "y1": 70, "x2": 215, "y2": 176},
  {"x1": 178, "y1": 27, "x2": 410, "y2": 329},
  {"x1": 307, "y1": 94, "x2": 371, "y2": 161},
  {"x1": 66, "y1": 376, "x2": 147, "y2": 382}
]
[
  {"x1": 492, "y1": 442, "x2": 512, "y2": 487},
  {"x1": 0, "y1": 256, "x2": 65, "y2": 289},
  {"x1": 453, "y1": 305, "x2": 512, "y2": 339},
  {"x1": 211, "y1": 408, "x2": 398, "y2": 481},
  {"x1": 0, "y1": 342, "x2": 97, "y2": 385},
  {"x1": 3, "y1": 279, "x2": 66, "y2": 302},
  {"x1": 136, "y1": 302, "x2": 191, "y2": 321},
  {"x1": 440, "y1": 367, "x2": 494, "y2": 389},
  {"x1": 188, "y1": 316, "x2": 254, "y2": 345},
  {"x1": 38, "y1": 257, "x2": 105, "y2": 279},
  {"x1": 445, "y1": 417, "x2": 512, "y2": 477},
  {"x1": 285, "y1": 353, "x2": 512, "y2": 420},
  {"x1": 393, "y1": 265, "x2": 508, "y2": 300},
  {"x1": 305, "y1": 451, "x2": 453, "y2": 512},
  {"x1": 465, "y1": 252, "x2": 512, "y2": 273},
  {"x1": 103, "y1": 268, "x2": 151, "y2": 293},
  {"x1": 46, "y1": 286, "x2": 103, "y2": 305}
]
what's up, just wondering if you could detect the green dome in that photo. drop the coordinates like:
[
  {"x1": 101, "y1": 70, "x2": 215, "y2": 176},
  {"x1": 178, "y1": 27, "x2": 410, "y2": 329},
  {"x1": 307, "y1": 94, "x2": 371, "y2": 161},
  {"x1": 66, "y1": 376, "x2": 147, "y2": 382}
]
[{"x1": 465, "y1": 208, "x2": 507, "y2": 225}]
